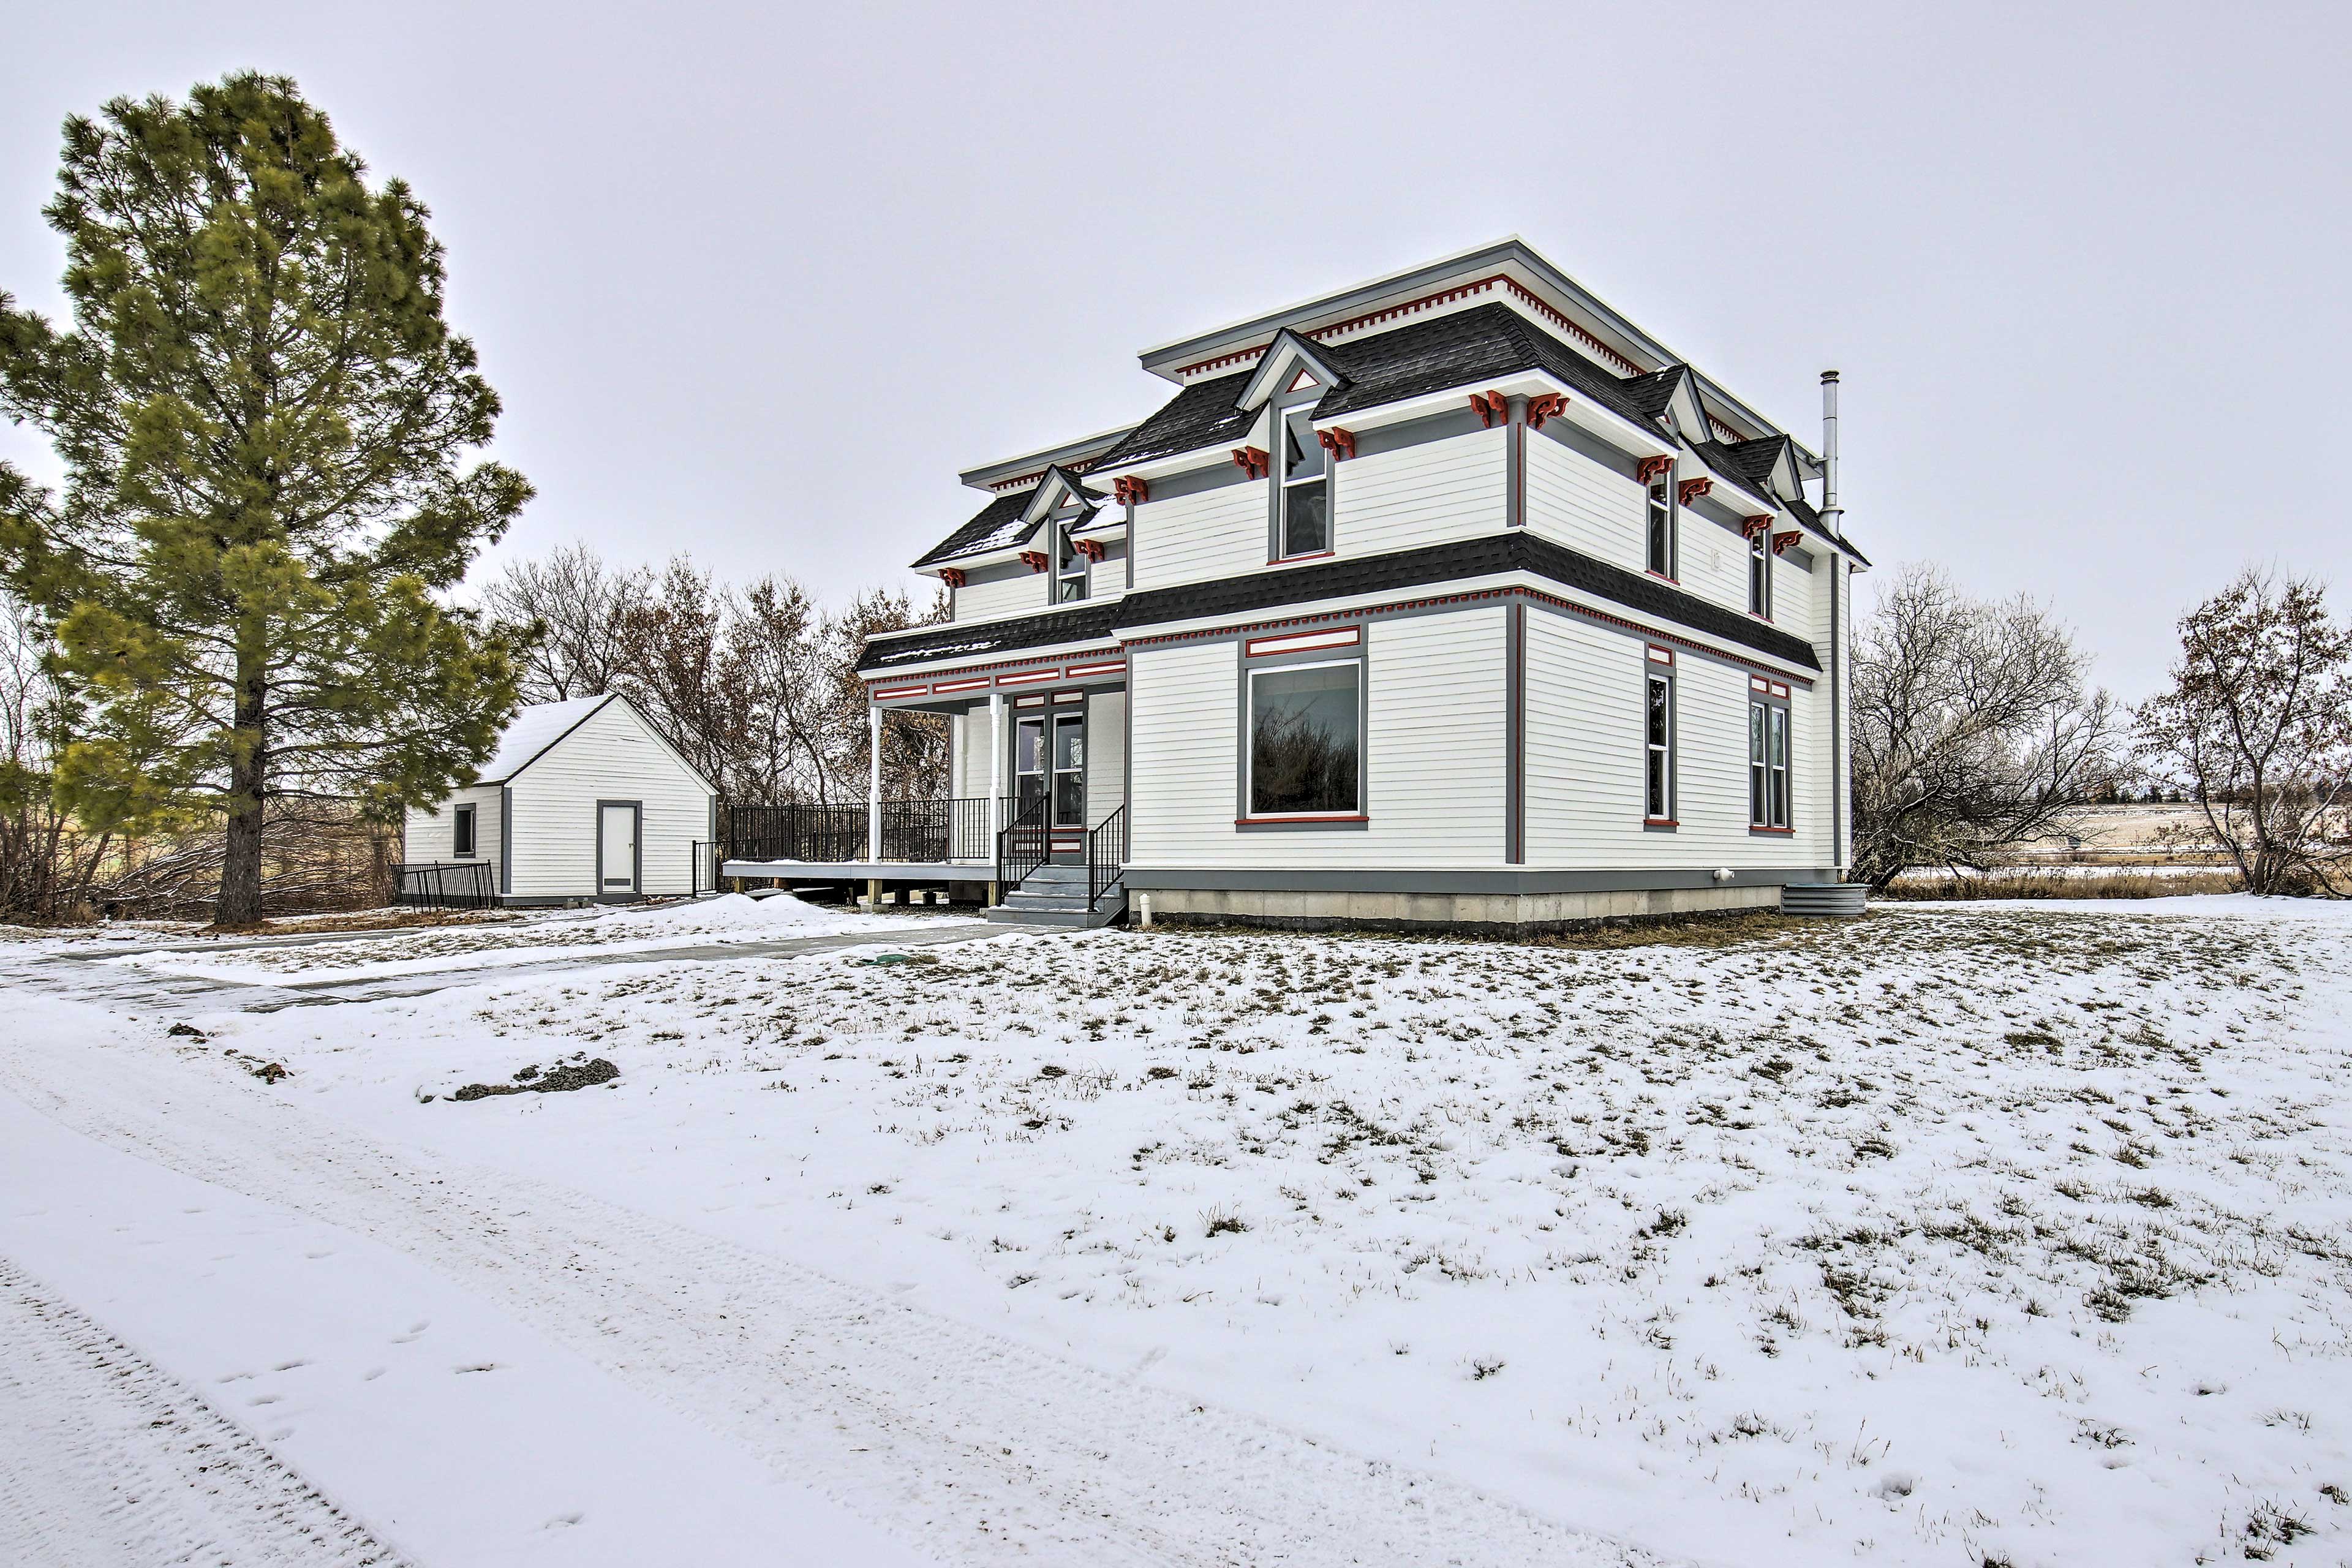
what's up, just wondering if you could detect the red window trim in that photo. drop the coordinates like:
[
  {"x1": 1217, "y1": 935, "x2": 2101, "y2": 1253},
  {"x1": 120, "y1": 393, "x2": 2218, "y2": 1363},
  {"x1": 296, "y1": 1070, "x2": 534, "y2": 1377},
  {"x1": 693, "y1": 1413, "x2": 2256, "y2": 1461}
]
[
  {"x1": 1269, "y1": 548, "x2": 1336, "y2": 566},
  {"x1": 1643, "y1": 816, "x2": 1679, "y2": 828},
  {"x1": 1749, "y1": 824, "x2": 1795, "y2": 835},
  {"x1": 1236, "y1": 813, "x2": 1370, "y2": 825},
  {"x1": 1643, "y1": 568, "x2": 1679, "y2": 585}
]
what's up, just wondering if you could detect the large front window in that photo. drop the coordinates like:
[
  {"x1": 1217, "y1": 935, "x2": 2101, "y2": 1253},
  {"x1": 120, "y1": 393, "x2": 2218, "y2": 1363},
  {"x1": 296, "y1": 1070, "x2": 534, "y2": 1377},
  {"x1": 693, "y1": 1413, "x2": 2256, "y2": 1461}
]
[
  {"x1": 1278, "y1": 407, "x2": 1329, "y2": 559},
  {"x1": 1248, "y1": 662, "x2": 1360, "y2": 816}
]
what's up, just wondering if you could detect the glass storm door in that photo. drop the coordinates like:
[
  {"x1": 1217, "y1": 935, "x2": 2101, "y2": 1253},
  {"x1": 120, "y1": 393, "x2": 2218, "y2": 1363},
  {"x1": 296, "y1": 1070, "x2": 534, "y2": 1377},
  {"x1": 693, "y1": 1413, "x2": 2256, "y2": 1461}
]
[
  {"x1": 599, "y1": 802, "x2": 639, "y2": 895},
  {"x1": 1014, "y1": 717, "x2": 1047, "y2": 820},
  {"x1": 1050, "y1": 710, "x2": 1085, "y2": 862}
]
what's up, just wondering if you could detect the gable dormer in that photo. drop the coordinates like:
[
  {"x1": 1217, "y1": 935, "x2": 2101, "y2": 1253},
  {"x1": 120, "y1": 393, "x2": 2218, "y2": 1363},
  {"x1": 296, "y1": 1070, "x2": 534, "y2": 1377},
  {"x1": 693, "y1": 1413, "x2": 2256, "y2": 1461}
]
[
  {"x1": 1235, "y1": 328, "x2": 1352, "y2": 415},
  {"x1": 1020, "y1": 464, "x2": 1104, "y2": 527}
]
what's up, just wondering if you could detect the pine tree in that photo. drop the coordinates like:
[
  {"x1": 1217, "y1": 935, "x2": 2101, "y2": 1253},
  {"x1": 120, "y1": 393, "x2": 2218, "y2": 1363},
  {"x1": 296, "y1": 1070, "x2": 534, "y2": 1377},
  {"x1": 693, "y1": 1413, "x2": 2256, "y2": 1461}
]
[{"x1": 0, "y1": 74, "x2": 527, "y2": 925}]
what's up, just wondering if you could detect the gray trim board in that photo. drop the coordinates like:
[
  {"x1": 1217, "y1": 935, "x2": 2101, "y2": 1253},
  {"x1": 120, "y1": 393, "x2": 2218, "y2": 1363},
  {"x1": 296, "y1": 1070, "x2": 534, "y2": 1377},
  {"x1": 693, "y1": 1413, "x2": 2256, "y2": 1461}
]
[
  {"x1": 1506, "y1": 602, "x2": 1524, "y2": 864},
  {"x1": 1126, "y1": 866, "x2": 1840, "y2": 894},
  {"x1": 499, "y1": 786, "x2": 513, "y2": 899},
  {"x1": 595, "y1": 798, "x2": 643, "y2": 897}
]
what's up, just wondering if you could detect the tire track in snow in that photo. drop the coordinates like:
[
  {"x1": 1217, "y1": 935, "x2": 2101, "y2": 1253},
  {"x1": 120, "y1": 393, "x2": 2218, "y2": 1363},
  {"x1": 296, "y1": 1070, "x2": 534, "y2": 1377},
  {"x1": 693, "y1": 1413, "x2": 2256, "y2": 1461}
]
[
  {"x1": 2, "y1": 1025, "x2": 1656, "y2": 1568},
  {"x1": 0, "y1": 1257, "x2": 412, "y2": 1568}
]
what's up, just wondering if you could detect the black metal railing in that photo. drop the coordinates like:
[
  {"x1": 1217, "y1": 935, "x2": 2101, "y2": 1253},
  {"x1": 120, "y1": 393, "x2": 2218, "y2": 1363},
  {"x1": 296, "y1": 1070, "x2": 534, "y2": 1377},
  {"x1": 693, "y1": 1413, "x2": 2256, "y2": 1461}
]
[
  {"x1": 692, "y1": 840, "x2": 723, "y2": 896},
  {"x1": 393, "y1": 861, "x2": 498, "y2": 910},
  {"x1": 722, "y1": 797, "x2": 1002, "y2": 865},
  {"x1": 996, "y1": 794, "x2": 1049, "y2": 894},
  {"x1": 1087, "y1": 805, "x2": 1126, "y2": 911}
]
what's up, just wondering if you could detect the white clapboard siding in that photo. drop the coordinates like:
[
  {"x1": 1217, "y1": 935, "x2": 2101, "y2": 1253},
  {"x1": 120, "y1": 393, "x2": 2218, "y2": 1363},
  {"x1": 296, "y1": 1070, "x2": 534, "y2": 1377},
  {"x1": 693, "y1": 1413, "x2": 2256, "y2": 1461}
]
[
  {"x1": 404, "y1": 784, "x2": 503, "y2": 892},
  {"x1": 1130, "y1": 482, "x2": 1267, "y2": 590},
  {"x1": 1087, "y1": 689, "x2": 1126, "y2": 825},
  {"x1": 1521, "y1": 612, "x2": 1821, "y2": 870},
  {"x1": 1676, "y1": 522, "x2": 1752, "y2": 619},
  {"x1": 1335, "y1": 428, "x2": 1505, "y2": 556},
  {"x1": 1772, "y1": 548, "x2": 1817, "y2": 635},
  {"x1": 952, "y1": 570, "x2": 1045, "y2": 623},
  {"x1": 950, "y1": 708, "x2": 997, "y2": 801},
  {"x1": 1525, "y1": 435, "x2": 1642, "y2": 567},
  {"x1": 505, "y1": 699, "x2": 713, "y2": 898},
  {"x1": 1129, "y1": 608, "x2": 1507, "y2": 869}
]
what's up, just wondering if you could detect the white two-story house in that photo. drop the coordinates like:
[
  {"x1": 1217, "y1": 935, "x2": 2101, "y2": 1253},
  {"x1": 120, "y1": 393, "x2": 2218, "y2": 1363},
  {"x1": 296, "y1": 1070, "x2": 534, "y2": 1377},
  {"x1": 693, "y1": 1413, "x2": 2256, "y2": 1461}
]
[{"x1": 846, "y1": 238, "x2": 1866, "y2": 932}]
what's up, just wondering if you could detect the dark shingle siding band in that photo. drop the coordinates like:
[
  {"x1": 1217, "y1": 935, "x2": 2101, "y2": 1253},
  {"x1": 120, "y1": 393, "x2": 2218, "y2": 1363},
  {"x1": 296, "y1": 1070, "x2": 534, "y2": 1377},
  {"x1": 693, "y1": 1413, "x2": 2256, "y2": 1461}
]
[
  {"x1": 1116, "y1": 535, "x2": 1820, "y2": 670},
  {"x1": 864, "y1": 537, "x2": 1819, "y2": 675},
  {"x1": 858, "y1": 601, "x2": 1123, "y2": 671}
]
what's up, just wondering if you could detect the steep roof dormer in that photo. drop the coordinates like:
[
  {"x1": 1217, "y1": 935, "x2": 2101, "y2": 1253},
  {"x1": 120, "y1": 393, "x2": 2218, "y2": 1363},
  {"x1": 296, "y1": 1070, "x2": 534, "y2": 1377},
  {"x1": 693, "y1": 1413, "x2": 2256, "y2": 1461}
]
[
  {"x1": 1020, "y1": 464, "x2": 1105, "y2": 526},
  {"x1": 1235, "y1": 328, "x2": 1352, "y2": 413}
]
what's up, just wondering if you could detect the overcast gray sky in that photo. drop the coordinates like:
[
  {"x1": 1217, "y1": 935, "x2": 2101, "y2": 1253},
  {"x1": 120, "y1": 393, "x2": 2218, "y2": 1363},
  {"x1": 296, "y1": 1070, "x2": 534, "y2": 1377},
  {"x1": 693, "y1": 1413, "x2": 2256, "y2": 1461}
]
[{"x1": 5, "y1": 1, "x2": 2347, "y2": 699}]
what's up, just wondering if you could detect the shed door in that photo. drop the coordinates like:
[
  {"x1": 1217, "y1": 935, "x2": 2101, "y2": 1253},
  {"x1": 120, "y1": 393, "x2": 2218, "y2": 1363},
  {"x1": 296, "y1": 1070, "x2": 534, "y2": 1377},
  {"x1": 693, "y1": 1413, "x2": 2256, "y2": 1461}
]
[{"x1": 600, "y1": 802, "x2": 639, "y2": 894}]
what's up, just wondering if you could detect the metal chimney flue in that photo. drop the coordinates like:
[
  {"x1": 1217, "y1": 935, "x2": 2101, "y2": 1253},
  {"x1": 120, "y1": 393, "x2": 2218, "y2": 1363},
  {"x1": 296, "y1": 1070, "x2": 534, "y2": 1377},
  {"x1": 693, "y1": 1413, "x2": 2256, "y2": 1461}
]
[{"x1": 1819, "y1": 370, "x2": 1842, "y2": 525}]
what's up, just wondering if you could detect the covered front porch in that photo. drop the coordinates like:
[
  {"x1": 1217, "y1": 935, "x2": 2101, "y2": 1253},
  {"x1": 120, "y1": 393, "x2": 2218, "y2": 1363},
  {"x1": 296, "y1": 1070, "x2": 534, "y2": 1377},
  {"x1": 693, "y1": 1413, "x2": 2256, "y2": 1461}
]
[{"x1": 716, "y1": 669, "x2": 1131, "y2": 920}]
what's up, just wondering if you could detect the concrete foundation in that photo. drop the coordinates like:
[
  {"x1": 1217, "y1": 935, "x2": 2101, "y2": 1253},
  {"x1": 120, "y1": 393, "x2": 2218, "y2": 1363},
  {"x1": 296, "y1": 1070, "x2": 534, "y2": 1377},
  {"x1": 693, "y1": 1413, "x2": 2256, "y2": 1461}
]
[{"x1": 1143, "y1": 882, "x2": 1780, "y2": 935}]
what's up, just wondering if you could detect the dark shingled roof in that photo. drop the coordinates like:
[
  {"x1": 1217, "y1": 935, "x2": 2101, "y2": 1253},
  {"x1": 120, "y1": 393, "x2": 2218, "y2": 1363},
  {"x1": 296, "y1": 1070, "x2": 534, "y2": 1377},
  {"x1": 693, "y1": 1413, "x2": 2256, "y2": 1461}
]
[
  {"x1": 911, "y1": 487, "x2": 1041, "y2": 570},
  {"x1": 1116, "y1": 533, "x2": 1820, "y2": 671},
  {"x1": 858, "y1": 600, "x2": 1121, "y2": 673},
  {"x1": 1085, "y1": 303, "x2": 1683, "y2": 478}
]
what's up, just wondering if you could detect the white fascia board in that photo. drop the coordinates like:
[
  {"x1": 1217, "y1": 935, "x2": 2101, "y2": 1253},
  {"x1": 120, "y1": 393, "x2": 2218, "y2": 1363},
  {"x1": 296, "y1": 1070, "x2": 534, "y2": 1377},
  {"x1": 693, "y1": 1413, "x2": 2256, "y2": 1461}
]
[
  {"x1": 955, "y1": 423, "x2": 1137, "y2": 492},
  {"x1": 1068, "y1": 512, "x2": 1127, "y2": 540}
]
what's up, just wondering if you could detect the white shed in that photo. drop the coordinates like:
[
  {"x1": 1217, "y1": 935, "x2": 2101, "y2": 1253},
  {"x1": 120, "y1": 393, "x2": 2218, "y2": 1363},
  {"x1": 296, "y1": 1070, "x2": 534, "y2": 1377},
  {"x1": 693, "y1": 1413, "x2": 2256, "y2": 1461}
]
[{"x1": 404, "y1": 694, "x2": 717, "y2": 905}]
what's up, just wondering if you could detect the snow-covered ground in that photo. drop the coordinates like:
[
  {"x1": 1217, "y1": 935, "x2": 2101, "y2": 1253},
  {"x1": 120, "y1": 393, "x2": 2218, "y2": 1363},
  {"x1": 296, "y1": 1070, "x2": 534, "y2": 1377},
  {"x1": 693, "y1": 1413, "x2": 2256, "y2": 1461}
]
[
  {"x1": 102, "y1": 892, "x2": 973, "y2": 986},
  {"x1": 6, "y1": 895, "x2": 2352, "y2": 1565}
]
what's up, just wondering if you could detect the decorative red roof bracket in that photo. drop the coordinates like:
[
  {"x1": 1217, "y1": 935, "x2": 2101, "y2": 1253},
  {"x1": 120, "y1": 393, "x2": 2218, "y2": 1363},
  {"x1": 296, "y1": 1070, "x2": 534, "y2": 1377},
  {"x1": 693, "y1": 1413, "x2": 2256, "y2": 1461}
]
[
  {"x1": 1677, "y1": 477, "x2": 1713, "y2": 507},
  {"x1": 1018, "y1": 550, "x2": 1050, "y2": 573},
  {"x1": 1074, "y1": 537, "x2": 1107, "y2": 562},
  {"x1": 1469, "y1": 391, "x2": 1509, "y2": 428},
  {"x1": 1771, "y1": 530, "x2": 1803, "y2": 556},
  {"x1": 1232, "y1": 446, "x2": 1270, "y2": 480},
  {"x1": 1741, "y1": 515, "x2": 1773, "y2": 540},
  {"x1": 1112, "y1": 475, "x2": 1150, "y2": 505},
  {"x1": 1317, "y1": 426, "x2": 1357, "y2": 459},
  {"x1": 938, "y1": 566, "x2": 967, "y2": 589},
  {"x1": 1525, "y1": 393, "x2": 1569, "y2": 430},
  {"x1": 1635, "y1": 454, "x2": 1673, "y2": 484}
]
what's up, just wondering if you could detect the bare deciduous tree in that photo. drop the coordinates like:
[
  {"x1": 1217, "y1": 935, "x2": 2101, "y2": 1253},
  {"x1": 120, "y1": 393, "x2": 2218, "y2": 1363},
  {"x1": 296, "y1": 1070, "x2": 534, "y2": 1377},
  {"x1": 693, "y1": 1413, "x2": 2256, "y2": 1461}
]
[
  {"x1": 478, "y1": 543, "x2": 651, "y2": 703},
  {"x1": 2136, "y1": 569, "x2": 2352, "y2": 895},
  {"x1": 1850, "y1": 565, "x2": 2120, "y2": 889}
]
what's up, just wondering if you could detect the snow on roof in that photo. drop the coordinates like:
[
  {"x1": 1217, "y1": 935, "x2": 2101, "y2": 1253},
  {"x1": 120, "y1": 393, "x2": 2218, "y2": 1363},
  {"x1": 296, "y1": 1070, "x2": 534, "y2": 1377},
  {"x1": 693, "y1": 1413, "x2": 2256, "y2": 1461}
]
[{"x1": 476, "y1": 694, "x2": 614, "y2": 783}]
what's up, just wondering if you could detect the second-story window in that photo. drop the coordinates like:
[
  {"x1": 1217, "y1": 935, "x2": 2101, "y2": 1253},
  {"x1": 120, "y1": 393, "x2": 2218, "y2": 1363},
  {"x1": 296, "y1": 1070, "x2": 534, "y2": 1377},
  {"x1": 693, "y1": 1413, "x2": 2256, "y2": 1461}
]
[
  {"x1": 1055, "y1": 518, "x2": 1087, "y2": 603},
  {"x1": 1645, "y1": 666, "x2": 1675, "y2": 821},
  {"x1": 1278, "y1": 406, "x2": 1329, "y2": 559},
  {"x1": 1645, "y1": 469, "x2": 1674, "y2": 578},
  {"x1": 1748, "y1": 526, "x2": 1772, "y2": 617}
]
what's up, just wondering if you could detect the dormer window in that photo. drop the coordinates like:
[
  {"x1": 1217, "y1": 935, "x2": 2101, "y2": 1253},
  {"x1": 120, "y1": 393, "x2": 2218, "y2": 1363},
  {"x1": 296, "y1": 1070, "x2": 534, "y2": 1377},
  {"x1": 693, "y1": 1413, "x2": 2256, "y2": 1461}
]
[
  {"x1": 1645, "y1": 467, "x2": 1675, "y2": 578},
  {"x1": 1055, "y1": 516, "x2": 1087, "y2": 603},
  {"x1": 1278, "y1": 405, "x2": 1329, "y2": 559}
]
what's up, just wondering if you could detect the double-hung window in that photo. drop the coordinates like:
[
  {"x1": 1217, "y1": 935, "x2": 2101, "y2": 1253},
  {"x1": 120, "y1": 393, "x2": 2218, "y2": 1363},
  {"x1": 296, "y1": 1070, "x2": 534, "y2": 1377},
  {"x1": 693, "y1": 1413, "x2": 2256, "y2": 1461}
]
[
  {"x1": 1247, "y1": 659, "x2": 1360, "y2": 818},
  {"x1": 1750, "y1": 688, "x2": 1791, "y2": 829},
  {"x1": 1645, "y1": 470, "x2": 1675, "y2": 578},
  {"x1": 1277, "y1": 405, "x2": 1329, "y2": 559},
  {"x1": 1055, "y1": 518, "x2": 1087, "y2": 603},
  {"x1": 1644, "y1": 651, "x2": 1675, "y2": 823},
  {"x1": 1747, "y1": 526, "x2": 1772, "y2": 617},
  {"x1": 453, "y1": 802, "x2": 477, "y2": 858}
]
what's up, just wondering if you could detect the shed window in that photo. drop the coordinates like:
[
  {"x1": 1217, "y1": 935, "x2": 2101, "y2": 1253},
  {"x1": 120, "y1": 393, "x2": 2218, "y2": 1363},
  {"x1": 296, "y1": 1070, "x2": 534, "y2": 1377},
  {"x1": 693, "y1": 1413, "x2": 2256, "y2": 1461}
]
[
  {"x1": 1055, "y1": 518, "x2": 1087, "y2": 603},
  {"x1": 453, "y1": 802, "x2": 477, "y2": 858},
  {"x1": 1248, "y1": 661, "x2": 1360, "y2": 816}
]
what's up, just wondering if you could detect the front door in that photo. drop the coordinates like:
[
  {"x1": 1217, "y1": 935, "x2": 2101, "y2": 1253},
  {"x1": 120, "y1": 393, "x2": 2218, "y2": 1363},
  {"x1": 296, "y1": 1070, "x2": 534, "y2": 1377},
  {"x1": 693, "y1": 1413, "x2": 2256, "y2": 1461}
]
[
  {"x1": 598, "y1": 801, "x2": 639, "y2": 897},
  {"x1": 1049, "y1": 709, "x2": 1086, "y2": 863}
]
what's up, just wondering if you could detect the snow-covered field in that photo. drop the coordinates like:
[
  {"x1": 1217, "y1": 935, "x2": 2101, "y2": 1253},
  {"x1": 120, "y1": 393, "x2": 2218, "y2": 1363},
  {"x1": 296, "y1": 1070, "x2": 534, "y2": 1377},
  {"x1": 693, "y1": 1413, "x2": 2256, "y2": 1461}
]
[
  {"x1": 102, "y1": 891, "x2": 971, "y2": 986},
  {"x1": 7, "y1": 895, "x2": 2352, "y2": 1566}
]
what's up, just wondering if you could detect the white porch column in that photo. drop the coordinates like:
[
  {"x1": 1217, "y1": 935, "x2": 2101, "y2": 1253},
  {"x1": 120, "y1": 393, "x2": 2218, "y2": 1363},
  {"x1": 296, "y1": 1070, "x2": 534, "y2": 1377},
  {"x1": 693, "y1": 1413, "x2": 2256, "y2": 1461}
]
[
  {"x1": 867, "y1": 704, "x2": 883, "y2": 861},
  {"x1": 988, "y1": 692, "x2": 1005, "y2": 833}
]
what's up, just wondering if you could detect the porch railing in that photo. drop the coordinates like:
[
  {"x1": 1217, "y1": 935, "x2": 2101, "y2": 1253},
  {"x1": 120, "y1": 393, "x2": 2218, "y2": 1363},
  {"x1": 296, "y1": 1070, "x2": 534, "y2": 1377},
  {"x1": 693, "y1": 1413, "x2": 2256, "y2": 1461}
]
[
  {"x1": 996, "y1": 794, "x2": 1049, "y2": 893},
  {"x1": 723, "y1": 797, "x2": 1004, "y2": 865},
  {"x1": 1087, "y1": 805, "x2": 1126, "y2": 912},
  {"x1": 393, "y1": 860, "x2": 497, "y2": 910},
  {"x1": 692, "y1": 839, "x2": 722, "y2": 896}
]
